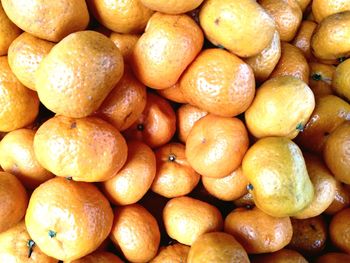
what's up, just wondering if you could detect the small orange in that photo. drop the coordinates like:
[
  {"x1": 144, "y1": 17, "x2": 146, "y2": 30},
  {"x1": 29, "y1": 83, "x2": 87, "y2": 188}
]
[
  {"x1": 324, "y1": 180, "x2": 350, "y2": 215},
  {"x1": 330, "y1": 207, "x2": 350, "y2": 254},
  {"x1": 202, "y1": 166, "x2": 249, "y2": 201},
  {"x1": 33, "y1": 115, "x2": 128, "y2": 182},
  {"x1": 316, "y1": 253, "x2": 350, "y2": 263},
  {"x1": 110, "y1": 204, "x2": 160, "y2": 263},
  {"x1": 0, "y1": 56, "x2": 39, "y2": 132},
  {"x1": 67, "y1": 251, "x2": 123, "y2": 263},
  {"x1": 180, "y1": 48, "x2": 255, "y2": 117},
  {"x1": 123, "y1": 92, "x2": 176, "y2": 148},
  {"x1": 309, "y1": 62, "x2": 335, "y2": 98},
  {"x1": 131, "y1": 12, "x2": 203, "y2": 89},
  {"x1": 157, "y1": 82, "x2": 187, "y2": 104},
  {"x1": 25, "y1": 177, "x2": 113, "y2": 261},
  {"x1": 186, "y1": 114, "x2": 249, "y2": 178},
  {"x1": 332, "y1": 58, "x2": 350, "y2": 102},
  {"x1": 140, "y1": 0, "x2": 204, "y2": 14},
  {"x1": 312, "y1": 0, "x2": 350, "y2": 23},
  {"x1": 110, "y1": 32, "x2": 140, "y2": 63},
  {"x1": 176, "y1": 104, "x2": 208, "y2": 143},
  {"x1": 163, "y1": 196, "x2": 223, "y2": 245},
  {"x1": 88, "y1": 0, "x2": 154, "y2": 33},
  {"x1": 270, "y1": 42, "x2": 310, "y2": 84},
  {"x1": 150, "y1": 243, "x2": 190, "y2": 263},
  {"x1": 252, "y1": 249, "x2": 308, "y2": 263},
  {"x1": 187, "y1": 232, "x2": 249, "y2": 263},
  {"x1": 0, "y1": 171, "x2": 28, "y2": 233},
  {"x1": 292, "y1": 20, "x2": 318, "y2": 60},
  {"x1": 96, "y1": 66, "x2": 147, "y2": 132},
  {"x1": 102, "y1": 140, "x2": 156, "y2": 206},
  {"x1": 0, "y1": 129, "x2": 53, "y2": 190}
]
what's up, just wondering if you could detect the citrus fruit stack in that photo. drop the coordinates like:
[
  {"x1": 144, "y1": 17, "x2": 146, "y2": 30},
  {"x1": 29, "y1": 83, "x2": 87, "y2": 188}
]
[{"x1": 0, "y1": 0, "x2": 350, "y2": 262}]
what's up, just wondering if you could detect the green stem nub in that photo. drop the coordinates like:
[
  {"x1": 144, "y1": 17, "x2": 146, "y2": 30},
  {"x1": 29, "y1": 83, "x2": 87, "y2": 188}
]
[
  {"x1": 65, "y1": 176, "x2": 72, "y2": 180},
  {"x1": 168, "y1": 154, "x2": 176, "y2": 162},
  {"x1": 48, "y1": 230, "x2": 56, "y2": 238},
  {"x1": 27, "y1": 239, "x2": 35, "y2": 258},
  {"x1": 296, "y1": 123, "x2": 304, "y2": 132},
  {"x1": 137, "y1": 124, "x2": 144, "y2": 131},
  {"x1": 311, "y1": 73, "x2": 322, "y2": 81},
  {"x1": 247, "y1": 184, "x2": 254, "y2": 191},
  {"x1": 338, "y1": 57, "x2": 346, "y2": 63}
]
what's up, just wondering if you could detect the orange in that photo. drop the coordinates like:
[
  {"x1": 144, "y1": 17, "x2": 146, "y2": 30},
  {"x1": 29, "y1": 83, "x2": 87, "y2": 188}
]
[
  {"x1": 0, "y1": 56, "x2": 39, "y2": 132},
  {"x1": 123, "y1": 92, "x2": 176, "y2": 148},
  {"x1": 187, "y1": 232, "x2": 249, "y2": 263},
  {"x1": 252, "y1": 249, "x2": 308, "y2": 263},
  {"x1": 312, "y1": 0, "x2": 350, "y2": 23},
  {"x1": 180, "y1": 48, "x2": 255, "y2": 117},
  {"x1": 295, "y1": 0, "x2": 311, "y2": 11},
  {"x1": 245, "y1": 76, "x2": 315, "y2": 139},
  {"x1": 110, "y1": 204, "x2": 160, "y2": 263},
  {"x1": 292, "y1": 20, "x2": 318, "y2": 60},
  {"x1": 316, "y1": 253, "x2": 350, "y2": 263},
  {"x1": 270, "y1": 42, "x2": 310, "y2": 84},
  {"x1": 110, "y1": 32, "x2": 140, "y2": 63},
  {"x1": 157, "y1": 82, "x2": 187, "y2": 104},
  {"x1": 0, "y1": 221, "x2": 57, "y2": 263},
  {"x1": 176, "y1": 104, "x2": 208, "y2": 143},
  {"x1": 33, "y1": 115, "x2": 128, "y2": 182},
  {"x1": 0, "y1": 2, "x2": 21, "y2": 56},
  {"x1": 311, "y1": 11, "x2": 350, "y2": 61},
  {"x1": 332, "y1": 58, "x2": 350, "y2": 102},
  {"x1": 309, "y1": 62, "x2": 335, "y2": 98},
  {"x1": 325, "y1": 180, "x2": 350, "y2": 215},
  {"x1": 88, "y1": 0, "x2": 153, "y2": 33},
  {"x1": 330, "y1": 207, "x2": 350, "y2": 254},
  {"x1": 67, "y1": 251, "x2": 123, "y2": 263},
  {"x1": 1, "y1": 0, "x2": 89, "y2": 42},
  {"x1": 323, "y1": 121, "x2": 350, "y2": 184},
  {"x1": 102, "y1": 140, "x2": 156, "y2": 206},
  {"x1": 202, "y1": 166, "x2": 249, "y2": 201},
  {"x1": 8, "y1": 32, "x2": 54, "y2": 91},
  {"x1": 224, "y1": 207, "x2": 293, "y2": 254},
  {"x1": 0, "y1": 129, "x2": 53, "y2": 190},
  {"x1": 288, "y1": 216, "x2": 327, "y2": 256},
  {"x1": 186, "y1": 114, "x2": 249, "y2": 178},
  {"x1": 296, "y1": 95, "x2": 350, "y2": 154},
  {"x1": 36, "y1": 30, "x2": 124, "y2": 118},
  {"x1": 150, "y1": 243, "x2": 190, "y2": 263},
  {"x1": 199, "y1": 0, "x2": 276, "y2": 57},
  {"x1": 163, "y1": 196, "x2": 223, "y2": 245},
  {"x1": 151, "y1": 142, "x2": 200, "y2": 198},
  {"x1": 25, "y1": 177, "x2": 113, "y2": 261},
  {"x1": 244, "y1": 30, "x2": 281, "y2": 83},
  {"x1": 259, "y1": 0, "x2": 302, "y2": 42},
  {"x1": 131, "y1": 12, "x2": 203, "y2": 89},
  {"x1": 0, "y1": 171, "x2": 28, "y2": 233},
  {"x1": 140, "y1": 0, "x2": 204, "y2": 14},
  {"x1": 96, "y1": 66, "x2": 147, "y2": 132}
]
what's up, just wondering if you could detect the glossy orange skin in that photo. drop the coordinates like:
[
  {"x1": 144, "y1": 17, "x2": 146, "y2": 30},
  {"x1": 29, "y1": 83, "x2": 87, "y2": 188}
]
[
  {"x1": 330, "y1": 208, "x2": 350, "y2": 254},
  {"x1": 151, "y1": 142, "x2": 200, "y2": 198},
  {"x1": 1, "y1": 0, "x2": 89, "y2": 42},
  {"x1": 0, "y1": 129, "x2": 54, "y2": 190},
  {"x1": 33, "y1": 115, "x2": 128, "y2": 182},
  {"x1": 187, "y1": 232, "x2": 249, "y2": 263},
  {"x1": 110, "y1": 32, "x2": 140, "y2": 63},
  {"x1": 296, "y1": 95, "x2": 350, "y2": 154},
  {"x1": 312, "y1": 0, "x2": 350, "y2": 23},
  {"x1": 68, "y1": 251, "x2": 123, "y2": 263},
  {"x1": 259, "y1": 0, "x2": 302, "y2": 42},
  {"x1": 0, "y1": 171, "x2": 28, "y2": 233},
  {"x1": 97, "y1": 66, "x2": 147, "y2": 132},
  {"x1": 270, "y1": 42, "x2": 310, "y2": 84},
  {"x1": 25, "y1": 177, "x2": 113, "y2": 261},
  {"x1": 176, "y1": 104, "x2": 208, "y2": 143},
  {"x1": 224, "y1": 207, "x2": 293, "y2": 254},
  {"x1": 163, "y1": 196, "x2": 223, "y2": 245},
  {"x1": 0, "y1": 56, "x2": 39, "y2": 132},
  {"x1": 102, "y1": 140, "x2": 156, "y2": 205},
  {"x1": 180, "y1": 48, "x2": 255, "y2": 117},
  {"x1": 157, "y1": 82, "x2": 187, "y2": 104},
  {"x1": 293, "y1": 20, "x2": 317, "y2": 60},
  {"x1": 140, "y1": 0, "x2": 204, "y2": 14},
  {"x1": 150, "y1": 243, "x2": 190, "y2": 263},
  {"x1": 110, "y1": 204, "x2": 160, "y2": 263},
  {"x1": 332, "y1": 58, "x2": 350, "y2": 102},
  {"x1": 8, "y1": 32, "x2": 54, "y2": 90},
  {"x1": 309, "y1": 62, "x2": 335, "y2": 98},
  {"x1": 252, "y1": 249, "x2": 308, "y2": 263},
  {"x1": 0, "y1": 2, "x2": 21, "y2": 56},
  {"x1": 186, "y1": 114, "x2": 249, "y2": 178},
  {"x1": 316, "y1": 252, "x2": 350, "y2": 263},
  {"x1": 0, "y1": 221, "x2": 57, "y2": 263},
  {"x1": 88, "y1": 0, "x2": 154, "y2": 33},
  {"x1": 325, "y1": 180, "x2": 350, "y2": 215},
  {"x1": 36, "y1": 31, "x2": 124, "y2": 118},
  {"x1": 123, "y1": 92, "x2": 176, "y2": 148},
  {"x1": 132, "y1": 12, "x2": 203, "y2": 89}
]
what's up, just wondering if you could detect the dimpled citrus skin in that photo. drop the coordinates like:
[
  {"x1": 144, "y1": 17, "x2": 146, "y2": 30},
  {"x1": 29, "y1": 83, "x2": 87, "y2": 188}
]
[
  {"x1": 150, "y1": 243, "x2": 190, "y2": 263},
  {"x1": 157, "y1": 82, "x2": 187, "y2": 104},
  {"x1": 36, "y1": 31, "x2": 124, "y2": 118},
  {"x1": 312, "y1": 0, "x2": 350, "y2": 23},
  {"x1": 0, "y1": 57, "x2": 39, "y2": 132},
  {"x1": 330, "y1": 208, "x2": 350, "y2": 254},
  {"x1": 242, "y1": 137, "x2": 314, "y2": 217},
  {"x1": 199, "y1": 0, "x2": 276, "y2": 57},
  {"x1": 140, "y1": 0, "x2": 204, "y2": 14},
  {"x1": 25, "y1": 177, "x2": 114, "y2": 261},
  {"x1": 68, "y1": 251, "x2": 123, "y2": 263},
  {"x1": 8, "y1": 32, "x2": 54, "y2": 91},
  {"x1": 1, "y1": 0, "x2": 89, "y2": 42},
  {"x1": 110, "y1": 33, "x2": 140, "y2": 63},
  {"x1": 33, "y1": 115, "x2": 128, "y2": 182},
  {"x1": 311, "y1": 11, "x2": 350, "y2": 61},
  {"x1": 292, "y1": 20, "x2": 318, "y2": 60},
  {"x1": 332, "y1": 58, "x2": 350, "y2": 102},
  {"x1": 180, "y1": 48, "x2": 255, "y2": 117},
  {"x1": 0, "y1": 2, "x2": 21, "y2": 56},
  {"x1": 131, "y1": 12, "x2": 203, "y2": 90}
]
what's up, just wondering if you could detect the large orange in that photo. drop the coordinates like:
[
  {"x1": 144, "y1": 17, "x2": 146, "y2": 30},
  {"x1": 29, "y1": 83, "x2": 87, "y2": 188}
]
[{"x1": 312, "y1": 0, "x2": 350, "y2": 23}]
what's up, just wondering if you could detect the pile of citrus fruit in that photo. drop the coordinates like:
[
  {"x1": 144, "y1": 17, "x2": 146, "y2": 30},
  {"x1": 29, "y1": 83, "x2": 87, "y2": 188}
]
[{"x1": 1, "y1": 0, "x2": 350, "y2": 262}]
